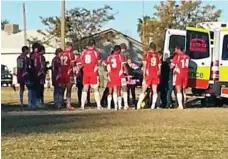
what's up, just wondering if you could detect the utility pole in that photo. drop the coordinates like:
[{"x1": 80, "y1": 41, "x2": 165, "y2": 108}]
[
  {"x1": 61, "y1": 0, "x2": 65, "y2": 50},
  {"x1": 23, "y1": 2, "x2": 27, "y2": 46},
  {"x1": 142, "y1": 0, "x2": 145, "y2": 53}
]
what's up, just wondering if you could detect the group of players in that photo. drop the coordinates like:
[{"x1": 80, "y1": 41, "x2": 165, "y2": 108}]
[{"x1": 17, "y1": 39, "x2": 189, "y2": 110}]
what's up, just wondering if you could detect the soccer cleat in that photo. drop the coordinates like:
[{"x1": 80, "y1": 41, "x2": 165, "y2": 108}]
[
  {"x1": 107, "y1": 106, "x2": 111, "y2": 110},
  {"x1": 177, "y1": 106, "x2": 184, "y2": 109},
  {"x1": 66, "y1": 106, "x2": 75, "y2": 111},
  {"x1": 124, "y1": 106, "x2": 130, "y2": 110},
  {"x1": 97, "y1": 106, "x2": 104, "y2": 110},
  {"x1": 151, "y1": 105, "x2": 156, "y2": 109}
]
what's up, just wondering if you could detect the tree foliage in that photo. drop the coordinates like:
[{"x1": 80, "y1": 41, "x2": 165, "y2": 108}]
[
  {"x1": 138, "y1": 0, "x2": 222, "y2": 50},
  {"x1": 30, "y1": 5, "x2": 116, "y2": 51},
  {"x1": 1, "y1": 19, "x2": 10, "y2": 30}
]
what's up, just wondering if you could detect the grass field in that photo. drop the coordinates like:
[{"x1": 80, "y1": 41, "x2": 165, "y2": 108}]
[{"x1": 2, "y1": 87, "x2": 228, "y2": 159}]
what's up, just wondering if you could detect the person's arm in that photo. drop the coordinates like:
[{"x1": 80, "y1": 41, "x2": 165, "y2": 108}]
[
  {"x1": 170, "y1": 54, "x2": 177, "y2": 69},
  {"x1": 158, "y1": 56, "x2": 162, "y2": 76}
]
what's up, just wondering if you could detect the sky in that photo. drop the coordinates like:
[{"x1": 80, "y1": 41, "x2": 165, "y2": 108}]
[{"x1": 1, "y1": 0, "x2": 228, "y2": 41}]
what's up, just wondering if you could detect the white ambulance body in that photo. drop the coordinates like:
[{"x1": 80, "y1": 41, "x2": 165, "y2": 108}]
[{"x1": 163, "y1": 22, "x2": 228, "y2": 106}]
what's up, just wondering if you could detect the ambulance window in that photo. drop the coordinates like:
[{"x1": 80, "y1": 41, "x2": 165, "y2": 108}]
[
  {"x1": 222, "y1": 35, "x2": 228, "y2": 60},
  {"x1": 186, "y1": 31, "x2": 210, "y2": 59},
  {"x1": 169, "y1": 35, "x2": 185, "y2": 55}
]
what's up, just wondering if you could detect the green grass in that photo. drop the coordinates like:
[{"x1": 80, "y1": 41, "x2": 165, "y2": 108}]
[
  {"x1": 2, "y1": 88, "x2": 228, "y2": 159},
  {"x1": 2, "y1": 109, "x2": 228, "y2": 159}
]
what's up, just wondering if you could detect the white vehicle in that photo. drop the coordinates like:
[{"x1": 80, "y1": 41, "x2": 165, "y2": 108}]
[{"x1": 163, "y1": 22, "x2": 228, "y2": 106}]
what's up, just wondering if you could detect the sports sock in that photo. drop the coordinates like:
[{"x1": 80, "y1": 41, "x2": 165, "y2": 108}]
[
  {"x1": 107, "y1": 95, "x2": 112, "y2": 109},
  {"x1": 81, "y1": 91, "x2": 87, "y2": 109}
]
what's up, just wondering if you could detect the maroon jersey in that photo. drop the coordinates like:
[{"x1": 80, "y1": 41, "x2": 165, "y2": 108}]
[
  {"x1": 51, "y1": 56, "x2": 61, "y2": 86},
  {"x1": 59, "y1": 49, "x2": 75, "y2": 83},
  {"x1": 17, "y1": 54, "x2": 29, "y2": 84}
]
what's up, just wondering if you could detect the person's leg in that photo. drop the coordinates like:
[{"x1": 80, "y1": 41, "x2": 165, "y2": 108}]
[
  {"x1": 101, "y1": 86, "x2": 109, "y2": 106},
  {"x1": 176, "y1": 85, "x2": 183, "y2": 109},
  {"x1": 77, "y1": 83, "x2": 83, "y2": 105},
  {"x1": 93, "y1": 85, "x2": 102, "y2": 109},
  {"x1": 81, "y1": 84, "x2": 89, "y2": 109},
  {"x1": 19, "y1": 84, "x2": 25, "y2": 106},
  {"x1": 127, "y1": 85, "x2": 131, "y2": 106},
  {"x1": 87, "y1": 86, "x2": 91, "y2": 105},
  {"x1": 137, "y1": 80, "x2": 149, "y2": 109},
  {"x1": 107, "y1": 87, "x2": 113, "y2": 110},
  {"x1": 66, "y1": 83, "x2": 74, "y2": 109},
  {"x1": 151, "y1": 84, "x2": 158, "y2": 109},
  {"x1": 41, "y1": 84, "x2": 44, "y2": 104},
  {"x1": 26, "y1": 84, "x2": 32, "y2": 108},
  {"x1": 53, "y1": 86, "x2": 57, "y2": 106},
  {"x1": 131, "y1": 85, "x2": 136, "y2": 107}
]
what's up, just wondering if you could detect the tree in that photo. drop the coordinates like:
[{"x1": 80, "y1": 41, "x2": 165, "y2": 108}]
[
  {"x1": 1, "y1": 19, "x2": 10, "y2": 30},
  {"x1": 30, "y1": 5, "x2": 116, "y2": 51},
  {"x1": 137, "y1": 0, "x2": 222, "y2": 50}
]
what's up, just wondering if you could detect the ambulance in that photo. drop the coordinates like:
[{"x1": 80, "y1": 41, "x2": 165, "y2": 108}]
[{"x1": 163, "y1": 22, "x2": 228, "y2": 106}]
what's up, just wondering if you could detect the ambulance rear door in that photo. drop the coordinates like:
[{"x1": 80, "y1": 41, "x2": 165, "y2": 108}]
[
  {"x1": 163, "y1": 29, "x2": 186, "y2": 62},
  {"x1": 186, "y1": 27, "x2": 211, "y2": 90},
  {"x1": 219, "y1": 29, "x2": 228, "y2": 82}
]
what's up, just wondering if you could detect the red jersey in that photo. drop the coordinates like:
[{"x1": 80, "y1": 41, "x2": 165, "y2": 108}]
[
  {"x1": 80, "y1": 48, "x2": 100, "y2": 74},
  {"x1": 59, "y1": 49, "x2": 75, "y2": 79},
  {"x1": 17, "y1": 54, "x2": 29, "y2": 84},
  {"x1": 51, "y1": 56, "x2": 61, "y2": 86},
  {"x1": 105, "y1": 52, "x2": 125, "y2": 78},
  {"x1": 143, "y1": 51, "x2": 161, "y2": 78},
  {"x1": 171, "y1": 53, "x2": 190, "y2": 75}
]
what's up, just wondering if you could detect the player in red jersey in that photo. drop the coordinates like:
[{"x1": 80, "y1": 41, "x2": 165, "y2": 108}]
[
  {"x1": 17, "y1": 46, "x2": 30, "y2": 106},
  {"x1": 59, "y1": 42, "x2": 75, "y2": 110},
  {"x1": 104, "y1": 45, "x2": 125, "y2": 110},
  {"x1": 79, "y1": 39, "x2": 102, "y2": 109},
  {"x1": 137, "y1": 43, "x2": 161, "y2": 109},
  {"x1": 52, "y1": 48, "x2": 63, "y2": 108},
  {"x1": 170, "y1": 45, "x2": 190, "y2": 109}
]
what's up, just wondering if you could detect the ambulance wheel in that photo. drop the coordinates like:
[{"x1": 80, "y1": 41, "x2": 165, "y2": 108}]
[
  {"x1": 201, "y1": 97, "x2": 216, "y2": 107},
  {"x1": 215, "y1": 98, "x2": 224, "y2": 107}
]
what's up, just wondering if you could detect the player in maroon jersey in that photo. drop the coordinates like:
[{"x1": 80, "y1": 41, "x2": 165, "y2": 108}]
[
  {"x1": 17, "y1": 46, "x2": 30, "y2": 106},
  {"x1": 59, "y1": 42, "x2": 75, "y2": 110},
  {"x1": 79, "y1": 39, "x2": 102, "y2": 109},
  {"x1": 38, "y1": 45, "x2": 46, "y2": 107},
  {"x1": 52, "y1": 48, "x2": 63, "y2": 108},
  {"x1": 137, "y1": 43, "x2": 161, "y2": 109},
  {"x1": 104, "y1": 45, "x2": 126, "y2": 110},
  {"x1": 170, "y1": 45, "x2": 190, "y2": 109}
]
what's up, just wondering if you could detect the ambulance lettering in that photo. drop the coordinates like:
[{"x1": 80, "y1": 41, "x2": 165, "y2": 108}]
[
  {"x1": 190, "y1": 38, "x2": 207, "y2": 53},
  {"x1": 189, "y1": 71, "x2": 204, "y2": 79}
]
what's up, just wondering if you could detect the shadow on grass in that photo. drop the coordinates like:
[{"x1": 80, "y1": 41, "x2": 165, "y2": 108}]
[{"x1": 2, "y1": 111, "x2": 121, "y2": 137}]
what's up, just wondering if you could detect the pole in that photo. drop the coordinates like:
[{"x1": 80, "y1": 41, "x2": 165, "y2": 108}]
[
  {"x1": 142, "y1": 0, "x2": 145, "y2": 53},
  {"x1": 61, "y1": 0, "x2": 65, "y2": 50},
  {"x1": 23, "y1": 2, "x2": 27, "y2": 46}
]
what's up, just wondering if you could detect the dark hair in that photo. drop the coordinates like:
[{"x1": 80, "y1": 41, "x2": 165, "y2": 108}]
[
  {"x1": 88, "y1": 39, "x2": 96, "y2": 46},
  {"x1": 66, "y1": 42, "x2": 73, "y2": 47},
  {"x1": 32, "y1": 42, "x2": 41, "y2": 52},
  {"x1": 21, "y1": 46, "x2": 29, "y2": 53},
  {"x1": 149, "y1": 42, "x2": 156, "y2": 50},
  {"x1": 113, "y1": 45, "x2": 121, "y2": 52},
  {"x1": 38, "y1": 45, "x2": 45, "y2": 52},
  {"x1": 120, "y1": 43, "x2": 127, "y2": 49},
  {"x1": 55, "y1": 48, "x2": 63, "y2": 55},
  {"x1": 175, "y1": 44, "x2": 184, "y2": 51}
]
